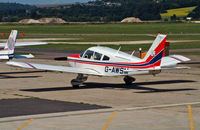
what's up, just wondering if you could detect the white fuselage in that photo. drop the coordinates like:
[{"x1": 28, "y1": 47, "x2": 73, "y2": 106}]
[{"x1": 68, "y1": 47, "x2": 153, "y2": 76}]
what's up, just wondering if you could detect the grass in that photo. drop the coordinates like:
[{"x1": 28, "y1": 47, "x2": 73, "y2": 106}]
[
  {"x1": 174, "y1": 51, "x2": 200, "y2": 55},
  {"x1": 44, "y1": 35, "x2": 200, "y2": 42},
  {"x1": 28, "y1": 44, "x2": 150, "y2": 51},
  {"x1": 28, "y1": 41, "x2": 200, "y2": 51},
  {"x1": 0, "y1": 23, "x2": 198, "y2": 55},
  {"x1": 44, "y1": 35, "x2": 155, "y2": 42},
  {"x1": 161, "y1": 6, "x2": 196, "y2": 19},
  {"x1": 0, "y1": 23, "x2": 200, "y2": 35},
  {"x1": 170, "y1": 42, "x2": 200, "y2": 49},
  {"x1": 167, "y1": 35, "x2": 200, "y2": 40},
  {"x1": 0, "y1": 35, "x2": 197, "y2": 43}
]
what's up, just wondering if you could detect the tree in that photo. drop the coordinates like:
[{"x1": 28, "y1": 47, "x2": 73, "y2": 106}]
[{"x1": 171, "y1": 14, "x2": 177, "y2": 21}]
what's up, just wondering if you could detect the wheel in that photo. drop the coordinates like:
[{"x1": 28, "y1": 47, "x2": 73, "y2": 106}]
[
  {"x1": 71, "y1": 74, "x2": 88, "y2": 87},
  {"x1": 72, "y1": 85, "x2": 80, "y2": 89},
  {"x1": 123, "y1": 76, "x2": 136, "y2": 85},
  {"x1": 125, "y1": 80, "x2": 133, "y2": 85}
]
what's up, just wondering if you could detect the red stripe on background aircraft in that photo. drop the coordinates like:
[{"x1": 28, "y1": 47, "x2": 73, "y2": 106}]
[{"x1": 7, "y1": 34, "x2": 190, "y2": 88}]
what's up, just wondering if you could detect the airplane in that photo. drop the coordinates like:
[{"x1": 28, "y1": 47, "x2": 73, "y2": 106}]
[
  {"x1": 0, "y1": 30, "x2": 47, "y2": 61},
  {"x1": 7, "y1": 34, "x2": 190, "y2": 88}
]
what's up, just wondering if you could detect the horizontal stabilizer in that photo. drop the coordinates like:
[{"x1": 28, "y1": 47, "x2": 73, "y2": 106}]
[
  {"x1": 13, "y1": 54, "x2": 34, "y2": 59},
  {"x1": 15, "y1": 42, "x2": 48, "y2": 46},
  {"x1": 0, "y1": 42, "x2": 48, "y2": 47},
  {"x1": 161, "y1": 55, "x2": 190, "y2": 67}
]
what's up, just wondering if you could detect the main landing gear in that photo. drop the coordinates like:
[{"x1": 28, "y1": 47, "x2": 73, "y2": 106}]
[
  {"x1": 71, "y1": 74, "x2": 88, "y2": 88},
  {"x1": 123, "y1": 76, "x2": 136, "y2": 85}
]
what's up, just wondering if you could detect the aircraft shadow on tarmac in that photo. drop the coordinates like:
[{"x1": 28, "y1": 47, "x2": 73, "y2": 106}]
[
  {"x1": 0, "y1": 70, "x2": 47, "y2": 79},
  {"x1": 20, "y1": 80, "x2": 197, "y2": 93}
]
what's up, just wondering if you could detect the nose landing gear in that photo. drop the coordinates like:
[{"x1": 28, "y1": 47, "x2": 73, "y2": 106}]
[
  {"x1": 71, "y1": 74, "x2": 88, "y2": 88},
  {"x1": 123, "y1": 76, "x2": 136, "y2": 85}
]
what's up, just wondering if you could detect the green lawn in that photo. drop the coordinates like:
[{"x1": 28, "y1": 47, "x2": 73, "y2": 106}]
[
  {"x1": 43, "y1": 35, "x2": 200, "y2": 42},
  {"x1": 174, "y1": 51, "x2": 200, "y2": 55},
  {"x1": 167, "y1": 35, "x2": 200, "y2": 40},
  {"x1": 0, "y1": 23, "x2": 200, "y2": 35},
  {"x1": 28, "y1": 42, "x2": 200, "y2": 51},
  {"x1": 44, "y1": 36, "x2": 154, "y2": 42},
  {"x1": 27, "y1": 44, "x2": 150, "y2": 51},
  {"x1": 0, "y1": 23, "x2": 199, "y2": 55},
  {"x1": 1, "y1": 34, "x2": 199, "y2": 43}
]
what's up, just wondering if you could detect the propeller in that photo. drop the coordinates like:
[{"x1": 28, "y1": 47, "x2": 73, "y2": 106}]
[{"x1": 54, "y1": 57, "x2": 68, "y2": 61}]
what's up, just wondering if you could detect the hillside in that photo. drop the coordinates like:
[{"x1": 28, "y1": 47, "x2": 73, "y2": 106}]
[
  {"x1": 188, "y1": 5, "x2": 200, "y2": 20},
  {"x1": 0, "y1": 0, "x2": 92, "y2": 5},
  {"x1": 161, "y1": 6, "x2": 196, "y2": 19},
  {"x1": 0, "y1": 0, "x2": 200, "y2": 22}
]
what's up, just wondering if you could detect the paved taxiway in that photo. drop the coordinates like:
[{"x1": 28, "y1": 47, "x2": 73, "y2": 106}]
[{"x1": 0, "y1": 54, "x2": 199, "y2": 129}]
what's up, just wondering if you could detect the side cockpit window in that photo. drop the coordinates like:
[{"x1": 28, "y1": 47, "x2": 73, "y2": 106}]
[
  {"x1": 103, "y1": 55, "x2": 110, "y2": 61},
  {"x1": 83, "y1": 50, "x2": 94, "y2": 59},
  {"x1": 80, "y1": 51, "x2": 85, "y2": 58},
  {"x1": 83, "y1": 50, "x2": 109, "y2": 61},
  {"x1": 94, "y1": 52, "x2": 102, "y2": 60}
]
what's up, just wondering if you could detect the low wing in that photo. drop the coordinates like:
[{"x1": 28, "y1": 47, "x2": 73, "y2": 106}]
[
  {"x1": 161, "y1": 55, "x2": 190, "y2": 67},
  {"x1": 15, "y1": 42, "x2": 48, "y2": 46},
  {"x1": 6, "y1": 61, "x2": 102, "y2": 76},
  {"x1": 0, "y1": 42, "x2": 47, "y2": 47}
]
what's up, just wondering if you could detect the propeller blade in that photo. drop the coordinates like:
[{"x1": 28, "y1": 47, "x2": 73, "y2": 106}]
[{"x1": 54, "y1": 57, "x2": 68, "y2": 61}]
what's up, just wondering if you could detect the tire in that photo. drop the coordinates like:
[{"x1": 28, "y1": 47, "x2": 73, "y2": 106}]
[
  {"x1": 125, "y1": 80, "x2": 133, "y2": 85},
  {"x1": 123, "y1": 76, "x2": 135, "y2": 85},
  {"x1": 72, "y1": 85, "x2": 80, "y2": 89}
]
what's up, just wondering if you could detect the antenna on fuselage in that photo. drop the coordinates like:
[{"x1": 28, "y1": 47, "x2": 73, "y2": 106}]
[
  {"x1": 117, "y1": 46, "x2": 121, "y2": 53},
  {"x1": 130, "y1": 50, "x2": 135, "y2": 57}
]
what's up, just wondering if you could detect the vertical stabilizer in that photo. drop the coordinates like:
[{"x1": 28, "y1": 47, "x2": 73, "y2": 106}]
[
  {"x1": 4, "y1": 30, "x2": 18, "y2": 54},
  {"x1": 143, "y1": 34, "x2": 167, "y2": 62}
]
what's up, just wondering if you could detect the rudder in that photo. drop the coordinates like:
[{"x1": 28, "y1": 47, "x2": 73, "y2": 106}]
[
  {"x1": 143, "y1": 34, "x2": 167, "y2": 63},
  {"x1": 4, "y1": 30, "x2": 18, "y2": 53}
]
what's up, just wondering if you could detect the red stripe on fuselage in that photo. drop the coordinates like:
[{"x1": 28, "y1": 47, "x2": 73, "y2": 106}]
[{"x1": 68, "y1": 59, "x2": 161, "y2": 69}]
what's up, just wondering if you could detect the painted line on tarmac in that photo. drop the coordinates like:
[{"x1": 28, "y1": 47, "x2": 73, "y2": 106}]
[
  {"x1": 102, "y1": 111, "x2": 117, "y2": 130},
  {"x1": 17, "y1": 118, "x2": 34, "y2": 130},
  {"x1": 1, "y1": 102, "x2": 200, "y2": 123},
  {"x1": 188, "y1": 105, "x2": 195, "y2": 130}
]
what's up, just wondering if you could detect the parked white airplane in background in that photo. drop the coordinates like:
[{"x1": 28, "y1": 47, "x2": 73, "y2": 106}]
[
  {"x1": 7, "y1": 34, "x2": 190, "y2": 88},
  {"x1": 0, "y1": 30, "x2": 47, "y2": 61}
]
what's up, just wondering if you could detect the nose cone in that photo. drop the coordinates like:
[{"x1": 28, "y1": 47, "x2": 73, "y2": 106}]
[
  {"x1": 54, "y1": 54, "x2": 80, "y2": 61},
  {"x1": 68, "y1": 54, "x2": 80, "y2": 58}
]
